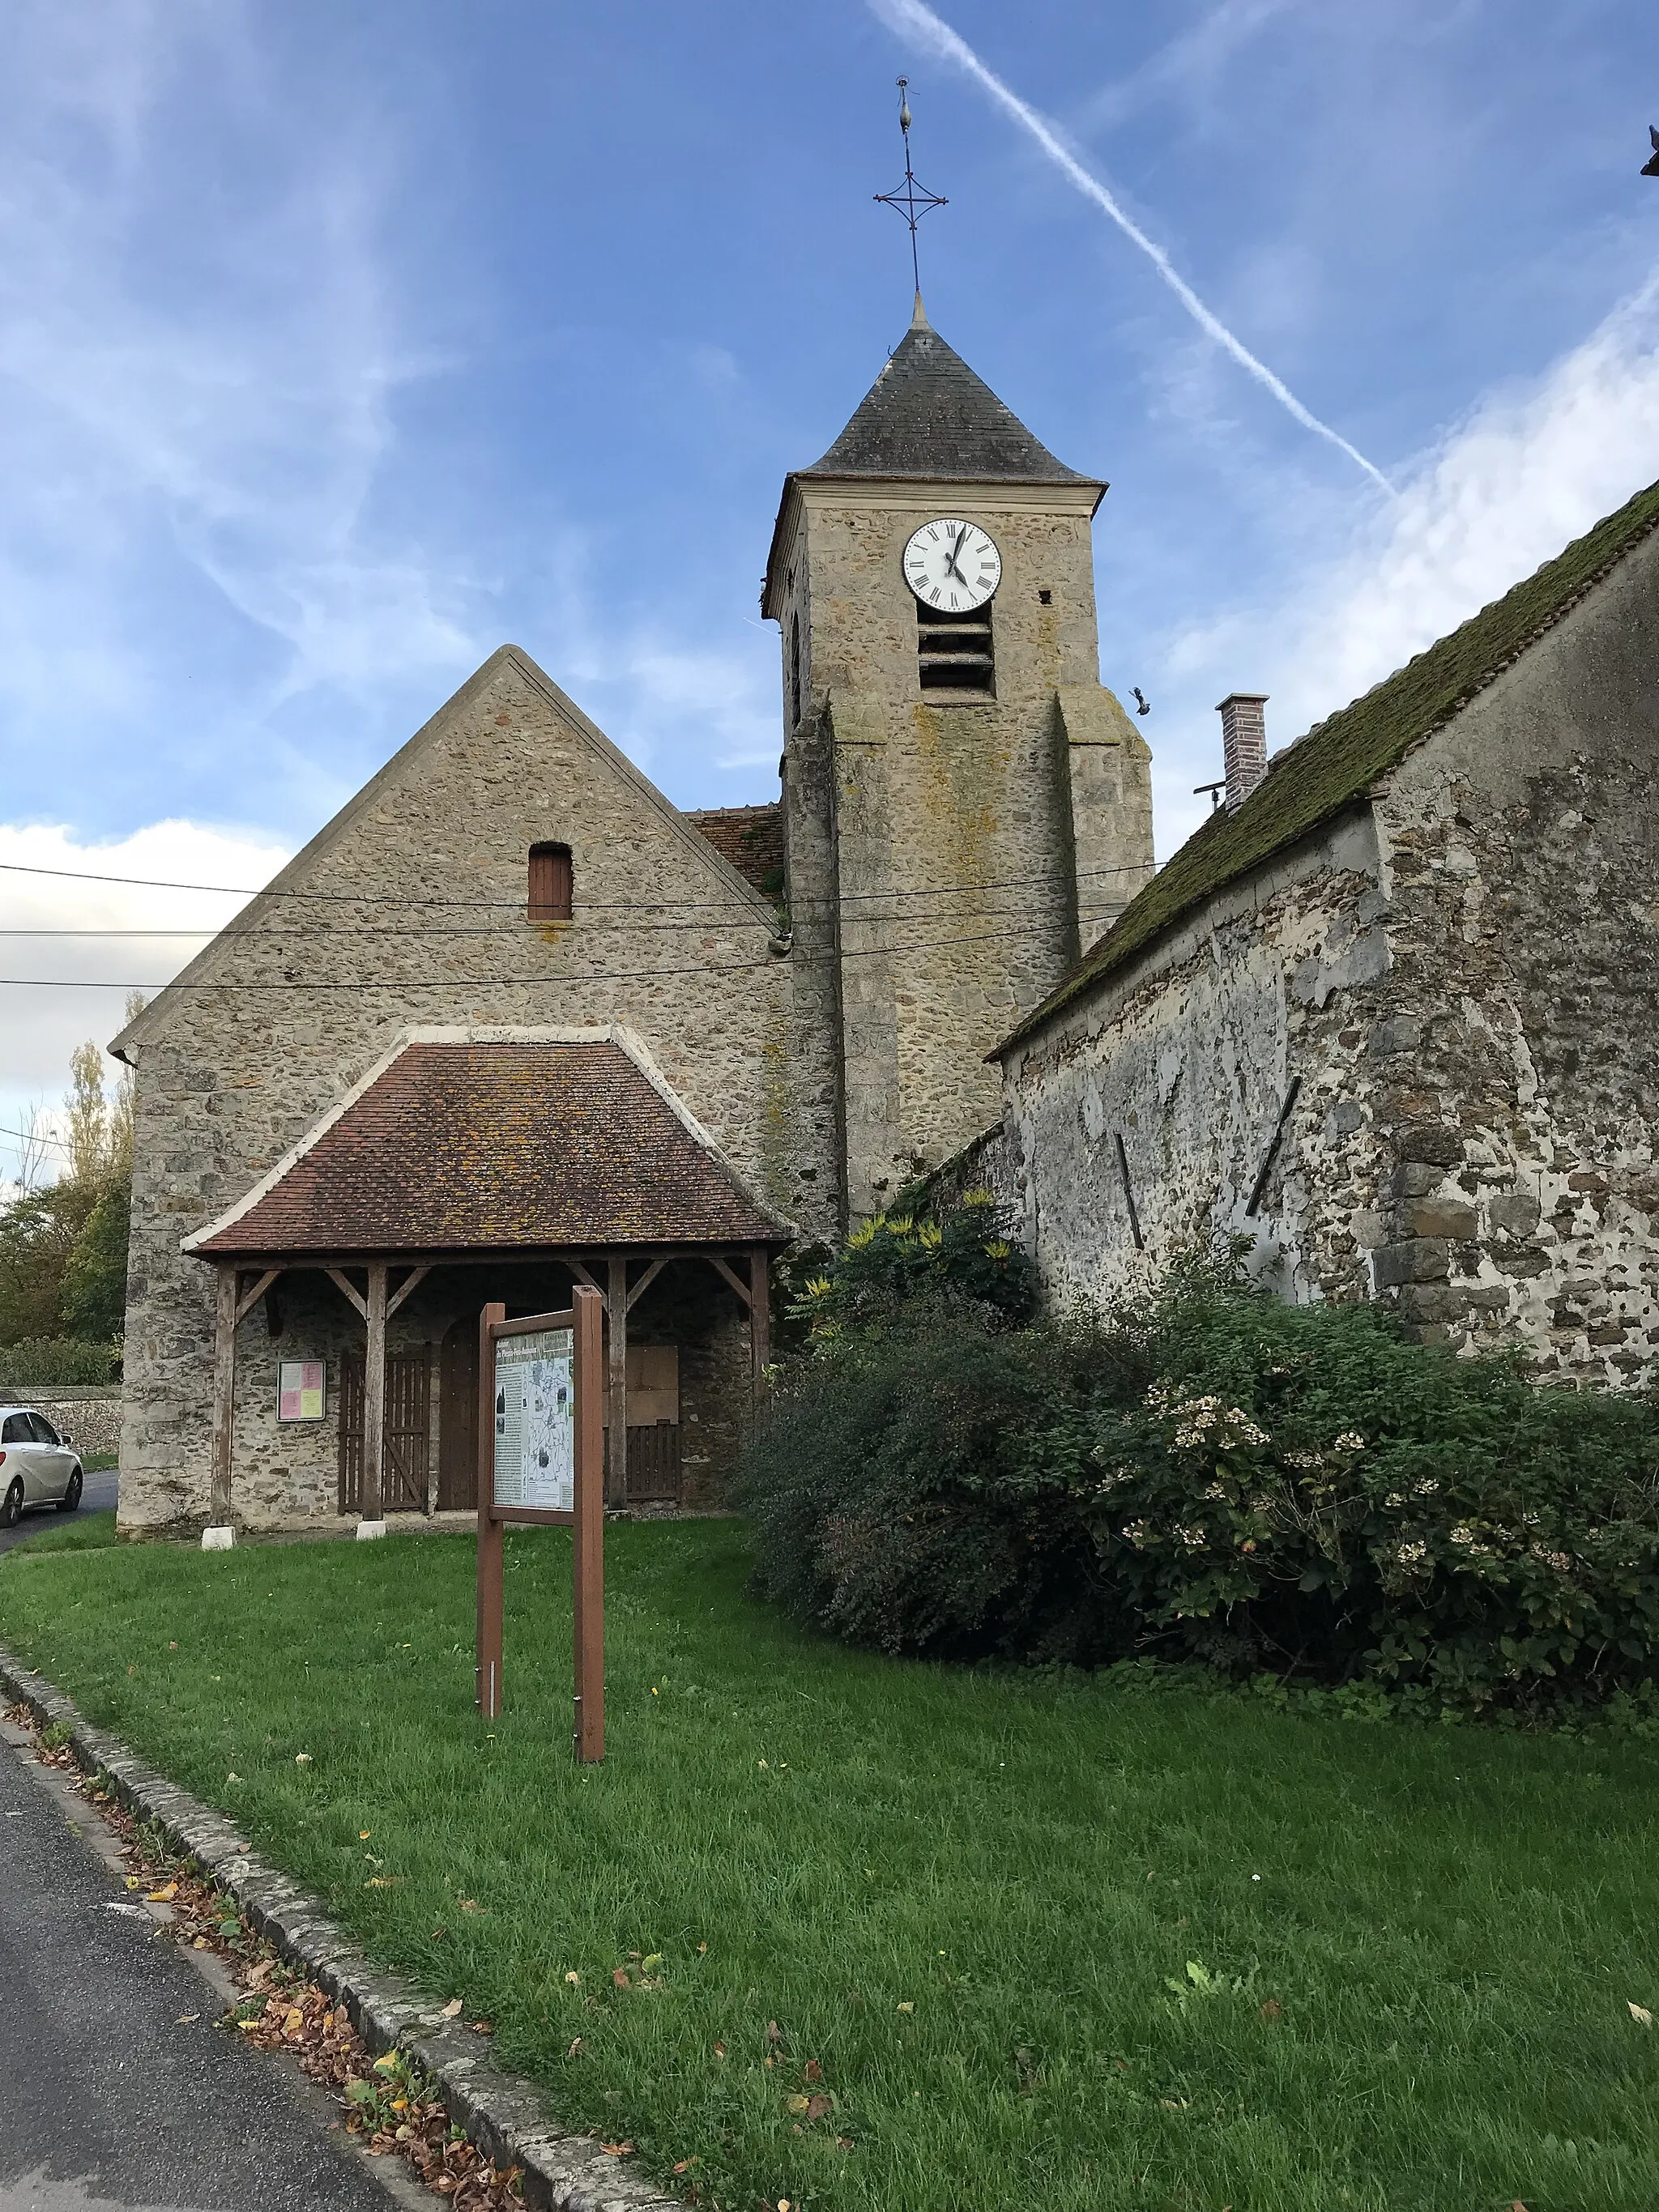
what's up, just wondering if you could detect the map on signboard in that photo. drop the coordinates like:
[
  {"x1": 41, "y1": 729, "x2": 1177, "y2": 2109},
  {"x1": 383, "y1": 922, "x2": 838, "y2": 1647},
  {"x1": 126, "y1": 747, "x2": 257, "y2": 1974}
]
[
  {"x1": 277, "y1": 1359, "x2": 326, "y2": 1421},
  {"x1": 493, "y1": 1328, "x2": 575, "y2": 1511}
]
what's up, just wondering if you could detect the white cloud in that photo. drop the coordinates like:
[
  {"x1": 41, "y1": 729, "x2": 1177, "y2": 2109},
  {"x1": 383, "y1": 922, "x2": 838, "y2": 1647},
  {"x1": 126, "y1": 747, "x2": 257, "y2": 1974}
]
[
  {"x1": 0, "y1": 819, "x2": 292, "y2": 1183},
  {"x1": 0, "y1": 4, "x2": 487, "y2": 760},
  {"x1": 1149, "y1": 271, "x2": 1659, "y2": 853}
]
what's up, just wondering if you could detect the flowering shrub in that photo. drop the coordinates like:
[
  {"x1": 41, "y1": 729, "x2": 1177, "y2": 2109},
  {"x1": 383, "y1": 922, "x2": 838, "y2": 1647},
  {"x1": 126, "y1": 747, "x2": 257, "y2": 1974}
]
[{"x1": 737, "y1": 1250, "x2": 1659, "y2": 1719}]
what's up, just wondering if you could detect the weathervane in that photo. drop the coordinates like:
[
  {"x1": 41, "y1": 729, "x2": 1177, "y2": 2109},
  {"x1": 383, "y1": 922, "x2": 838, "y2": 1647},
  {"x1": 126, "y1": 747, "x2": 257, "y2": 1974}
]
[{"x1": 874, "y1": 78, "x2": 948, "y2": 300}]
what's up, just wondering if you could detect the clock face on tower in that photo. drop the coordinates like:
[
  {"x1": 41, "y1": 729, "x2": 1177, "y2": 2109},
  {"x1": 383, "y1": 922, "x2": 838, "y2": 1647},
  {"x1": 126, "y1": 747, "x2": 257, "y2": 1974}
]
[{"x1": 903, "y1": 518, "x2": 1002, "y2": 613}]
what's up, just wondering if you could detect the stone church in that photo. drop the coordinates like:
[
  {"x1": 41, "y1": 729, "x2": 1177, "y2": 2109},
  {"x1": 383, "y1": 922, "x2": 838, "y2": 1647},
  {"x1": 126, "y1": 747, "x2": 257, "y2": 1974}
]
[{"x1": 112, "y1": 298, "x2": 1155, "y2": 1536}]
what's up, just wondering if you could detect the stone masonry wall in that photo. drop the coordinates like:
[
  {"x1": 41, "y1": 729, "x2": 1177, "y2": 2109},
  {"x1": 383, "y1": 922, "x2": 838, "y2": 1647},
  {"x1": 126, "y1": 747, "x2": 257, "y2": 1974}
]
[
  {"x1": 1363, "y1": 532, "x2": 1659, "y2": 1382},
  {"x1": 1003, "y1": 527, "x2": 1659, "y2": 1387},
  {"x1": 117, "y1": 647, "x2": 827, "y2": 1536}
]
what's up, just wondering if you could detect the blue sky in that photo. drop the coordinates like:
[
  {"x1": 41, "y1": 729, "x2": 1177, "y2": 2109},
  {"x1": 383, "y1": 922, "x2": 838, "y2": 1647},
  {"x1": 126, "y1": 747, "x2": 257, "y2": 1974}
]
[{"x1": 2, "y1": 0, "x2": 1657, "y2": 1166}]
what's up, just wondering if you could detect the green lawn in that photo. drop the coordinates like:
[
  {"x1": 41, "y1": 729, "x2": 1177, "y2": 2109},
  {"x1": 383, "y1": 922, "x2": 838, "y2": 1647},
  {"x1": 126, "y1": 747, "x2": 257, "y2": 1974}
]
[{"x1": 2, "y1": 1524, "x2": 1657, "y2": 2212}]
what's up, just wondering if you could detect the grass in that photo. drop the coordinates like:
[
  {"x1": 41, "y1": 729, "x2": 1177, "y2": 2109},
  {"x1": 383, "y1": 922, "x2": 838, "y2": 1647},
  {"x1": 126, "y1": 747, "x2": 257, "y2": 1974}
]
[
  {"x1": 81, "y1": 1450, "x2": 118, "y2": 1473},
  {"x1": 2, "y1": 1523, "x2": 1657, "y2": 2212},
  {"x1": 11, "y1": 1507, "x2": 119, "y2": 1554}
]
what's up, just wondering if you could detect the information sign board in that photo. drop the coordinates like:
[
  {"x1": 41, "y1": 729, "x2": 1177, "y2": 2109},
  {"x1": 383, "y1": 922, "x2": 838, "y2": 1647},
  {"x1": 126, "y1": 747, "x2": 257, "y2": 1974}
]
[
  {"x1": 277, "y1": 1359, "x2": 326, "y2": 1421},
  {"x1": 493, "y1": 1327, "x2": 574, "y2": 1511}
]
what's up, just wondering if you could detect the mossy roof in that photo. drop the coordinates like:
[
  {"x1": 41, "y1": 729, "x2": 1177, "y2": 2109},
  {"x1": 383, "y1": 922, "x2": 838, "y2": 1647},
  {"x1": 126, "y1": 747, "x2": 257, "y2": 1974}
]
[{"x1": 998, "y1": 473, "x2": 1659, "y2": 1055}]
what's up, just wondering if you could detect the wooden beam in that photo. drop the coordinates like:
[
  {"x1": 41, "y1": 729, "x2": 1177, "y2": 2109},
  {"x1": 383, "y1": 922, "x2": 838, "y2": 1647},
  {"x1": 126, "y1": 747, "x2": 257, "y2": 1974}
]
[
  {"x1": 363, "y1": 1260, "x2": 388, "y2": 1522},
  {"x1": 233, "y1": 1267, "x2": 282, "y2": 1328},
  {"x1": 386, "y1": 1261, "x2": 432, "y2": 1319},
  {"x1": 476, "y1": 1302, "x2": 505, "y2": 1716},
  {"x1": 325, "y1": 1266, "x2": 368, "y2": 1320},
  {"x1": 573, "y1": 1285, "x2": 606, "y2": 1761},
  {"x1": 605, "y1": 1253, "x2": 628, "y2": 1509},
  {"x1": 209, "y1": 1266, "x2": 239, "y2": 1527},
  {"x1": 707, "y1": 1253, "x2": 753, "y2": 1310},
  {"x1": 749, "y1": 1247, "x2": 771, "y2": 1406},
  {"x1": 625, "y1": 1255, "x2": 670, "y2": 1315},
  {"x1": 565, "y1": 1256, "x2": 607, "y2": 1307}
]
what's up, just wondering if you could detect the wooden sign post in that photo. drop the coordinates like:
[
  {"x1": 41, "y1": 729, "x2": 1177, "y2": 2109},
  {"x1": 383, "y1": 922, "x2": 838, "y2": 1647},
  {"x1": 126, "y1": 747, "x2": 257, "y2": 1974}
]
[{"x1": 475, "y1": 1283, "x2": 605, "y2": 1760}]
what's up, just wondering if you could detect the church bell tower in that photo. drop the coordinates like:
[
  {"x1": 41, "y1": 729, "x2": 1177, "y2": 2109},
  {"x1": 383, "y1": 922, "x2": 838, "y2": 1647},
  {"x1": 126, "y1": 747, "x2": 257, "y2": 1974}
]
[{"x1": 764, "y1": 299, "x2": 1154, "y2": 1225}]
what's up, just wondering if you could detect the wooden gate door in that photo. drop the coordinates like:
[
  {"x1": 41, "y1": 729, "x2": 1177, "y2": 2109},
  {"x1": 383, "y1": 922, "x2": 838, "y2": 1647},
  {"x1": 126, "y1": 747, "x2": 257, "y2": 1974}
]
[
  {"x1": 339, "y1": 1349, "x2": 430, "y2": 1514},
  {"x1": 437, "y1": 1318, "x2": 479, "y2": 1511}
]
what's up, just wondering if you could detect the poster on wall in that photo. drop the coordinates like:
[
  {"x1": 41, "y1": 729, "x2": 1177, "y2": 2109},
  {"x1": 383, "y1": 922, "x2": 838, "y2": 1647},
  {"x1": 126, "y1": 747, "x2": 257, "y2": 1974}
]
[
  {"x1": 493, "y1": 1328, "x2": 574, "y2": 1511},
  {"x1": 277, "y1": 1360, "x2": 327, "y2": 1421}
]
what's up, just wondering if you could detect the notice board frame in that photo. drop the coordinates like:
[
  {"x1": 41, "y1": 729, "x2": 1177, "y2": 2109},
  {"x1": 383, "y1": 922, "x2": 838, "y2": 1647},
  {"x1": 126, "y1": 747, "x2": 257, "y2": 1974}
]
[{"x1": 475, "y1": 1285, "x2": 604, "y2": 1760}]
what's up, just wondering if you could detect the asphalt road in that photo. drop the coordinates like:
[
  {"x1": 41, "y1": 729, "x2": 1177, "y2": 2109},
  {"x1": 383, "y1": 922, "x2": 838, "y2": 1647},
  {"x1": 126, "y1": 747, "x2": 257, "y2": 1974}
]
[
  {"x1": 0, "y1": 1465, "x2": 120, "y2": 1558},
  {"x1": 0, "y1": 1718, "x2": 403, "y2": 2212}
]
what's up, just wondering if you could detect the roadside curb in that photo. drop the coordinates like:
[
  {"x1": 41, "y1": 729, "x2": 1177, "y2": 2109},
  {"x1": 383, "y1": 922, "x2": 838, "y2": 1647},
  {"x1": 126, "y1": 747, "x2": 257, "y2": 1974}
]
[{"x1": 0, "y1": 1644, "x2": 682, "y2": 2212}]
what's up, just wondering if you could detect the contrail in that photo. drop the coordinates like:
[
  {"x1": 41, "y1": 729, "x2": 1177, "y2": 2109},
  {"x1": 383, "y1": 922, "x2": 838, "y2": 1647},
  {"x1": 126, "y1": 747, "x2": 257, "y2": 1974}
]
[{"x1": 866, "y1": 0, "x2": 1393, "y2": 495}]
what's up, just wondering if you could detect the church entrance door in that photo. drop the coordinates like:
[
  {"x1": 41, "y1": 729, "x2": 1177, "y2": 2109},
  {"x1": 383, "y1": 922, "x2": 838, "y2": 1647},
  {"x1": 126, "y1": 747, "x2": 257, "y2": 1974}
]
[{"x1": 339, "y1": 1349, "x2": 430, "y2": 1515}]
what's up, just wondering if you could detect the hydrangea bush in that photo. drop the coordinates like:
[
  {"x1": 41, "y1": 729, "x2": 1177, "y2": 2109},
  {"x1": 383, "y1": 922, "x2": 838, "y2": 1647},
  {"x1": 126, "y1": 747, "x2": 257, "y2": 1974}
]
[{"x1": 737, "y1": 1238, "x2": 1659, "y2": 1720}]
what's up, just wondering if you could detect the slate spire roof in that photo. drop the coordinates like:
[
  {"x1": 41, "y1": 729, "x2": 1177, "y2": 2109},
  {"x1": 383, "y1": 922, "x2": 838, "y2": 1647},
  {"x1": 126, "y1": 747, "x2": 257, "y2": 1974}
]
[{"x1": 802, "y1": 300, "x2": 1096, "y2": 487}]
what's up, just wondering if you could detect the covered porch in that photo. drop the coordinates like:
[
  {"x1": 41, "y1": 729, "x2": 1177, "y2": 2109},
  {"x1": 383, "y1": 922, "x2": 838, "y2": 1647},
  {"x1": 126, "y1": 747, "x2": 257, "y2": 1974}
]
[{"x1": 182, "y1": 1032, "x2": 791, "y2": 1532}]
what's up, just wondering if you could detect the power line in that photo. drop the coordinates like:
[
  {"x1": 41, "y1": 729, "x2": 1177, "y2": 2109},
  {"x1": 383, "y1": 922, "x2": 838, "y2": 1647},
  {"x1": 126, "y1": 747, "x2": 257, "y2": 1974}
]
[
  {"x1": 0, "y1": 852, "x2": 1152, "y2": 913},
  {"x1": 0, "y1": 1123, "x2": 70, "y2": 1153},
  {"x1": 0, "y1": 914, "x2": 1124, "y2": 992}
]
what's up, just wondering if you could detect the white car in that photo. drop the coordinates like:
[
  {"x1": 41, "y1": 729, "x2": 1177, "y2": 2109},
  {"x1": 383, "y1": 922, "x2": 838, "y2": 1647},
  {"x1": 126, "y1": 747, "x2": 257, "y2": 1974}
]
[{"x1": 0, "y1": 1405, "x2": 84, "y2": 1525}]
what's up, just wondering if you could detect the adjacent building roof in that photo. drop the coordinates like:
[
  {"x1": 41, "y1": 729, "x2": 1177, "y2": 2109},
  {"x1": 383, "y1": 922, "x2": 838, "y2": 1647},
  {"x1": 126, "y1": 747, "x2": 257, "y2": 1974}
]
[
  {"x1": 186, "y1": 1034, "x2": 791, "y2": 1259},
  {"x1": 686, "y1": 803, "x2": 785, "y2": 897},
  {"x1": 801, "y1": 304, "x2": 1095, "y2": 488},
  {"x1": 997, "y1": 473, "x2": 1659, "y2": 1055}
]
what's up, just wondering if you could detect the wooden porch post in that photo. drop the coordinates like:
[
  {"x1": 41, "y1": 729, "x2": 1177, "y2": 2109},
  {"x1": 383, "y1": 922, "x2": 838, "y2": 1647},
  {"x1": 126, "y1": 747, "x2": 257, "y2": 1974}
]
[
  {"x1": 363, "y1": 1259, "x2": 388, "y2": 1523},
  {"x1": 606, "y1": 1253, "x2": 628, "y2": 1508},
  {"x1": 209, "y1": 1265, "x2": 238, "y2": 1528},
  {"x1": 749, "y1": 1247, "x2": 770, "y2": 1409}
]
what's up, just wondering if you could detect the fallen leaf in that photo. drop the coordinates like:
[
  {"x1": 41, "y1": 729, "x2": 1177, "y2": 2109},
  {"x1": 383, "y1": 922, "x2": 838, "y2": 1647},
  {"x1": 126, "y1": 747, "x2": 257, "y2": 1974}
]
[
  {"x1": 1630, "y1": 2002, "x2": 1654, "y2": 2027},
  {"x1": 836, "y1": 2134, "x2": 855, "y2": 2150},
  {"x1": 565, "y1": 1971, "x2": 581, "y2": 1985},
  {"x1": 124, "y1": 1876, "x2": 139, "y2": 1890},
  {"x1": 897, "y1": 2001, "x2": 915, "y2": 2014},
  {"x1": 766, "y1": 2019, "x2": 783, "y2": 2045},
  {"x1": 458, "y1": 1899, "x2": 484, "y2": 1915},
  {"x1": 176, "y1": 2014, "x2": 198, "y2": 2025},
  {"x1": 471, "y1": 2021, "x2": 492, "y2": 2035},
  {"x1": 713, "y1": 2041, "x2": 727, "y2": 2059},
  {"x1": 1260, "y1": 1999, "x2": 1282, "y2": 2021},
  {"x1": 147, "y1": 1882, "x2": 177, "y2": 1903},
  {"x1": 672, "y1": 2157, "x2": 700, "y2": 2174},
  {"x1": 804, "y1": 2058, "x2": 823, "y2": 2082},
  {"x1": 612, "y1": 1968, "x2": 630, "y2": 1988},
  {"x1": 697, "y1": 1941, "x2": 708, "y2": 1954},
  {"x1": 1160, "y1": 2097, "x2": 1189, "y2": 2112},
  {"x1": 168, "y1": 1641, "x2": 177, "y2": 1650},
  {"x1": 295, "y1": 1752, "x2": 312, "y2": 1765},
  {"x1": 360, "y1": 1830, "x2": 371, "y2": 1840},
  {"x1": 284, "y1": 2006, "x2": 305, "y2": 2035},
  {"x1": 600, "y1": 2142, "x2": 634, "y2": 2156},
  {"x1": 787, "y1": 2095, "x2": 811, "y2": 2115},
  {"x1": 806, "y1": 2094, "x2": 834, "y2": 2122},
  {"x1": 568, "y1": 2037, "x2": 583, "y2": 2056},
  {"x1": 441, "y1": 1998, "x2": 463, "y2": 2018}
]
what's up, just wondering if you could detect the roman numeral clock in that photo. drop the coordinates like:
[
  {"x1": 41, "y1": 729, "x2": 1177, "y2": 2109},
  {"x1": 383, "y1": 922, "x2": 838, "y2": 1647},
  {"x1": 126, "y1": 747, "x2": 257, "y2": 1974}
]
[{"x1": 904, "y1": 518, "x2": 1002, "y2": 612}]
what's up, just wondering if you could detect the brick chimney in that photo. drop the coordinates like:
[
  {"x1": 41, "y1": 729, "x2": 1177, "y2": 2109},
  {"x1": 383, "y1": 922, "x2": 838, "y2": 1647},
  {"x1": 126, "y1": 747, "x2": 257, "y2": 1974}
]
[{"x1": 1216, "y1": 693, "x2": 1269, "y2": 810}]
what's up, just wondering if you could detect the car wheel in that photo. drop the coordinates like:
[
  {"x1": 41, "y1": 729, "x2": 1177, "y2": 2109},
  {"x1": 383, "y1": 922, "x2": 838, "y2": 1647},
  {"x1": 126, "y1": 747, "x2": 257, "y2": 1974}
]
[
  {"x1": 56, "y1": 1465, "x2": 83, "y2": 1515},
  {"x1": 1, "y1": 1477, "x2": 21, "y2": 1528}
]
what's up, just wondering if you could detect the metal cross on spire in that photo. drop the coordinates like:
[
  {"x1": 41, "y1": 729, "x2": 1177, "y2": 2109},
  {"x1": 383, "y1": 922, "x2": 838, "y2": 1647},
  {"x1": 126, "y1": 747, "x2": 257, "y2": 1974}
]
[{"x1": 874, "y1": 78, "x2": 947, "y2": 303}]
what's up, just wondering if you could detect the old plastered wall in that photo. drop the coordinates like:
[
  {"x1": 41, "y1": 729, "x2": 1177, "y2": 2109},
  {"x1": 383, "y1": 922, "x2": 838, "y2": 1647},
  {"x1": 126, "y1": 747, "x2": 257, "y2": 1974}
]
[
  {"x1": 1364, "y1": 531, "x2": 1659, "y2": 1382},
  {"x1": 776, "y1": 479, "x2": 1154, "y2": 1221},
  {"x1": 1001, "y1": 812, "x2": 1388, "y2": 1313},
  {"x1": 116, "y1": 646, "x2": 818, "y2": 1536}
]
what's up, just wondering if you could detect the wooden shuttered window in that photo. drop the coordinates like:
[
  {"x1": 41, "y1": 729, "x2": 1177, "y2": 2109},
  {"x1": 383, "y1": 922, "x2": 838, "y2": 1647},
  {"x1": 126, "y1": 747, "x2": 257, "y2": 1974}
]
[
  {"x1": 916, "y1": 602, "x2": 995, "y2": 695},
  {"x1": 527, "y1": 842, "x2": 573, "y2": 922}
]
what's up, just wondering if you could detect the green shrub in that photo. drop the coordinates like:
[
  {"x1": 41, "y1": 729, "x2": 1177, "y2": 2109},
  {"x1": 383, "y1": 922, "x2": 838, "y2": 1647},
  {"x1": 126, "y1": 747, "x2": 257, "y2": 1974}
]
[
  {"x1": 737, "y1": 1255, "x2": 1659, "y2": 1719},
  {"x1": 790, "y1": 1190, "x2": 1040, "y2": 1336},
  {"x1": 0, "y1": 1336, "x2": 122, "y2": 1388}
]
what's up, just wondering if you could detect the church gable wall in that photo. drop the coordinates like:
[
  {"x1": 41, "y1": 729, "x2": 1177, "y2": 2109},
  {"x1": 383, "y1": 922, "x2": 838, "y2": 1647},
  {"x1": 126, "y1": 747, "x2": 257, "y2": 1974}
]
[{"x1": 117, "y1": 648, "x2": 819, "y2": 1534}]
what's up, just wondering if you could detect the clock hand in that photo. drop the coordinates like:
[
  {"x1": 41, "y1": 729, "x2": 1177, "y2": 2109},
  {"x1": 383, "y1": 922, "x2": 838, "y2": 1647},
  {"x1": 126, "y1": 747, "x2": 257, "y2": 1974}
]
[{"x1": 944, "y1": 530, "x2": 969, "y2": 584}]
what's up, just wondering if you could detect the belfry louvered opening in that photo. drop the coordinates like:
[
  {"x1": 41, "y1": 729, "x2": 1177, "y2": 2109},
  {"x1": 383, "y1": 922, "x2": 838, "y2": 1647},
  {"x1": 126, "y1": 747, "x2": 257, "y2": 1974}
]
[{"x1": 917, "y1": 600, "x2": 995, "y2": 695}]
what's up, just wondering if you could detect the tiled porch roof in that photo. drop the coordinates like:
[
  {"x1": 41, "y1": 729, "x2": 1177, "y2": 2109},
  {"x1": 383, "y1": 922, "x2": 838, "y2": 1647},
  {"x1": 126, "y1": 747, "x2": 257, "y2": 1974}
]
[{"x1": 186, "y1": 1034, "x2": 791, "y2": 1259}]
